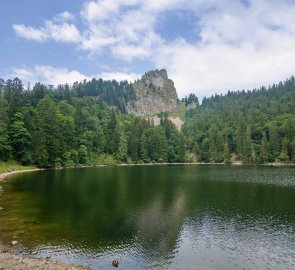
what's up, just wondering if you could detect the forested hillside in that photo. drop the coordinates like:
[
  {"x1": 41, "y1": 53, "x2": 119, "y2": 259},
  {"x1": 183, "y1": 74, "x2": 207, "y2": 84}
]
[
  {"x1": 0, "y1": 75, "x2": 294, "y2": 168},
  {"x1": 183, "y1": 77, "x2": 295, "y2": 163},
  {"x1": 0, "y1": 78, "x2": 184, "y2": 167}
]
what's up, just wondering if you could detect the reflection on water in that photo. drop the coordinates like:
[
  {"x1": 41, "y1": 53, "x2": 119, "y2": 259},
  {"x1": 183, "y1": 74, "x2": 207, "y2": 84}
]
[{"x1": 0, "y1": 165, "x2": 294, "y2": 269}]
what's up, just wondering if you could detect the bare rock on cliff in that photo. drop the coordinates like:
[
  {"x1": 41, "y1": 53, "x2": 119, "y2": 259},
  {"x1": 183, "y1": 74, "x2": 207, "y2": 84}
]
[
  {"x1": 127, "y1": 69, "x2": 178, "y2": 116},
  {"x1": 185, "y1": 101, "x2": 198, "y2": 110}
]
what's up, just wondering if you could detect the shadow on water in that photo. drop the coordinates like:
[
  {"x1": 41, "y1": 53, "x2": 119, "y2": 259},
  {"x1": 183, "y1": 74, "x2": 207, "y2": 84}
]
[{"x1": 0, "y1": 165, "x2": 294, "y2": 269}]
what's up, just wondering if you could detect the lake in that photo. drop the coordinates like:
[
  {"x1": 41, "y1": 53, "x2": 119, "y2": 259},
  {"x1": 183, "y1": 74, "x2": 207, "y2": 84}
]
[{"x1": 0, "y1": 165, "x2": 294, "y2": 269}]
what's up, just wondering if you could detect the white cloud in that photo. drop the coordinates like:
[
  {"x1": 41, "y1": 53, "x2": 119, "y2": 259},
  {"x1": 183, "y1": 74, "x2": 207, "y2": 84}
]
[
  {"x1": 99, "y1": 71, "x2": 140, "y2": 82},
  {"x1": 11, "y1": 0, "x2": 295, "y2": 97},
  {"x1": 79, "y1": 0, "x2": 161, "y2": 59},
  {"x1": 13, "y1": 21, "x2": 81, "y2": 44},
  {"x1": 81, "y1": 0, "x2": 121, "y2": 22},
  {"x1": 44, "y1": 21, "x2": 81, "y2": 43},
  {"x1": 11, "y1": 66, "x2": 139, "y2": 87},
  {"x1": 78, "y1": 0, "x2": 295, "y2": 97},
  {"x1": 12, "y1": 66, "x2": 90, "y2": 86},
  {"x1": 154, "y1": 39, "x2": 295, "y2": 98},
  {"x1": 53, "y1": 11, "x2": 75, "y2": 22},
  {"x1": 13, "y1": 24, "x2": 48, "y2": 42},
  {"x1": 154, "y1": 0, "x2": 295, "y2": 97},
  {"x1": 112, "y1": 44, "x2": 150, "y2": 61}
]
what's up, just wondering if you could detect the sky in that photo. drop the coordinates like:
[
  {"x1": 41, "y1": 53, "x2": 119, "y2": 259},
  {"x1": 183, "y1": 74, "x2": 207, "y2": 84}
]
[{"x1": 1, "y1": 0, "x2": 295, "y2": 98}]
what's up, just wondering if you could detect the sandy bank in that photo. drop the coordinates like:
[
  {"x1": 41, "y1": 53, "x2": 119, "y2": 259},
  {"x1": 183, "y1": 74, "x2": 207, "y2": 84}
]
[{"x1": 0, "y1": 168, "x2": 43, "y2": 183}]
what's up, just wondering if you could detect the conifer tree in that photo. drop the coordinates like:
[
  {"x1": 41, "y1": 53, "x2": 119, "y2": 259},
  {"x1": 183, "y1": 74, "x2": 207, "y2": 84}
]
[
  {"x1": 176, "y1": 134, "x2": 186, "y2": 162},
  {"x1": 140, "y1": 133, "x2": 148, "y2": 162},
  {"x1": 243, "y1": 126, "x2": 252, "y2": 163},
  {"x1": 117, "y1": 131, "x2": 128, "y2": 162},
  {"x1": 268, "y1": 124, "x2": 280, "y2": 161},
  {"x1": 34, "y1": 96, "x2": 62, "y2": 167},
  {"x1": 223, "y1": 142, "x2": 231, "y2": 164},
  {"x1": 279, "y1": 138, "x2": 289, "y2": 161},
  {"x1": 78, "y1": 145, "x2": 88, "y2": 164},
  {"x1": 9, "y1": 112, "x2": 31, "y2": 164},
  {"x1": 259, "y1": 132, "x2": 268, "y2": 163}
]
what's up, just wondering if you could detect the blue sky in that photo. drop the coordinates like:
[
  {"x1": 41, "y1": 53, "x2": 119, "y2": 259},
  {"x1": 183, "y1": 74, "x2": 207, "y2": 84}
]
[{"x1": 1, "y1": 0, "x2": 295, "y2": 98}]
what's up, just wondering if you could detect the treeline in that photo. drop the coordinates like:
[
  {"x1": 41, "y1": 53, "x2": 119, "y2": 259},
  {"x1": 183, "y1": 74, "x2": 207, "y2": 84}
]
[
  {"x1": 183, "y1": 77, "x2": 295, "y2": 163},
  {"x1": 1, "y1": 75, "x2": 295, "y2": 167},
  {"x1": 7, "y1": 78, "x2": 135, "y2": 113},
  {"x1": 182, "y1": 93, "x2": 199, "y2": 107},
  {"x1": 0, "y1": 78, "x2": 185, "y2": 167}
]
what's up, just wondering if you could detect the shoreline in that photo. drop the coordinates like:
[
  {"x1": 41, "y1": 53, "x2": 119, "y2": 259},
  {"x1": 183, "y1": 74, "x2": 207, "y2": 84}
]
[
  {"x1": 0, "y1": 168, "x2": 44, "y2": 183},
  {"x1": 0, "y1": 244, "x2": 90, "y2": 270},
  {"x1": 1, "y1": 161, "x2": 295, "y2": 183}
]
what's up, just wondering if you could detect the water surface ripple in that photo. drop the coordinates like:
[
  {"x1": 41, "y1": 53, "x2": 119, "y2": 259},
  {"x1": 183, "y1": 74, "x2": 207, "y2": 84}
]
[{"x1": 0, "y1": 165, "x2": 294, "y2": 269}]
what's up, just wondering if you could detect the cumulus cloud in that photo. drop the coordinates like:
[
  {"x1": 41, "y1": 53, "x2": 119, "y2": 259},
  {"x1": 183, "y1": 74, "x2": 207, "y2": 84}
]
[
  {"x1": 13, "y1": 17, "x2": 81, "y2": 44},
  {"x1": 53, "y1": 11, "x2": 75, "y2": 22},
  {"x1": 44, "y1": 21, "x2": 81, "y2": 43},
  {"x1": 11, "y1": 66, "x2": 139, "y2": 87},
  {"x1": 12, "y1": 66, "x2": 90, "y2": 86},
  {"x1": 98, "y1": 71, "x2": 140, "y2": 82},
  {"x1": 154, "y1": 39, "x2": 295, "y2": 98},
  {"x1": 13, "y1": 24, "x2": 48, "y2": 42},
  {"x1": 79, "y1": 0, "x2": 161, "y2": 60},
  {"x1": 11, "y1": 0, "x2": 295, "y2": 97}
]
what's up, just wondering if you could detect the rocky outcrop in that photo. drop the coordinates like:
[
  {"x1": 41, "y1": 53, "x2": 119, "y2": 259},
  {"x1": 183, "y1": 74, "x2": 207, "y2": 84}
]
[
  {"x1": 185, "y1": 101, "x2": 197, "y2": 110},
  {"x1": 127, "y1": 69, "x2": 178, "y2": 116},
  {"x1": 150, "y1": 116, "x2": 183, "y2": 131}
]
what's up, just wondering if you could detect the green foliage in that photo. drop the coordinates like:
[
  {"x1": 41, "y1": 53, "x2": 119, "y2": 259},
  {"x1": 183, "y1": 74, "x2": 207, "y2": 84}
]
[
  {"x1": 0, "y1": 97, "x2": 8, "y2": 133},
  {"x1": 141, "y1": 126, "x2": 168, "y2": 162},
  {"x1": 9, "y1": 113, "x2": 32, "y2": 164},
  {"x1": 0, "y1": 74, "x2": 294, "y2": 167},
  {"x1": 176, "y1": 134, "x2": 186, "y2": 162},
  {"x1": 116, "y1": 131, "x2": 128, "y2": 162},
  {"x1": 182, "y1": 93, "x2": 199, "y2": 107},
  {"x1": 183, "y1": 76, "x2": 295, "y2": 164},
  {"x1": 71, "y1": 78, "x2": 135, "y2": 113},
  {"x1": 0, "y1": 96, "x2": 11, "y2": 160},
  {"x1": 78, "y1": 145, "x2": 88, "y2": 164},
  {"x1": 4, "y1": 78, "x2": 25, "y2": 119},
  {"x1": 259, "y1": 132, "x2": 268, "y2": 164},
  {"x1": 279, "y1": 138, "x2": 289, "y2": 161},
  {"x1": 0, "y1": 135, "x2": 11, "y2": 161},
  {"x1": 34, "y1": 96, "x2": 62, "y2": 167},
  {"x1": 223, "y1": 142, "x2": 231, "y2": 164},
  {"x1": 268, "y1": 123, "x2": 280, "y2": 162},
  {"x1": 169, "y1": 101, "x2": 186, "y2": 122},
  {"x1": 0, "y1": 160, "x2": 36, "y2": 173}
]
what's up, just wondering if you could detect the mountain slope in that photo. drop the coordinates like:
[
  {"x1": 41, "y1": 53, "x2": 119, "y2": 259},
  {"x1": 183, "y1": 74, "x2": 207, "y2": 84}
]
[{"x1": 183, "y1": 77, "x2": 295, "y2": 163}]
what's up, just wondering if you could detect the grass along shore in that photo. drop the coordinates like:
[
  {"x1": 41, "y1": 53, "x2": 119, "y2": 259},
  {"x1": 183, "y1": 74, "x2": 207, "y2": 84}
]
[
  {"x1": 0, "y1": 160, "x2": 42, "y2": 182},
  {"x1": 0, "y1": 160, "x2": 37, "y2": 174}
]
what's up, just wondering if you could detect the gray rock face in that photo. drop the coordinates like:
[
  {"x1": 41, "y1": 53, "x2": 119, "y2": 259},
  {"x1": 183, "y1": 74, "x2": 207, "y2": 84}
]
[
  {"x1": 186, "y1": 101, "x2": 198, "y2": 110},
  {"x1": 127, "y1": 69, "x2": 178, "y2": 116}
]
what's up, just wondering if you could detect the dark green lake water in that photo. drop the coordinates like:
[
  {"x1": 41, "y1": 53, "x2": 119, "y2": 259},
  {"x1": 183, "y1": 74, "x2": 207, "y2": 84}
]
[{"x1": 0, "y1": 165, "x2": 294, "y2": 269}]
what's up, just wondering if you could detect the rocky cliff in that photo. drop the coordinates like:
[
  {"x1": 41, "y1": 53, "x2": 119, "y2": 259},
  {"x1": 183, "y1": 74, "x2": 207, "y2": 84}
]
[{"x1": 127, "y1": 69, "x2": 178, "y2": 116}]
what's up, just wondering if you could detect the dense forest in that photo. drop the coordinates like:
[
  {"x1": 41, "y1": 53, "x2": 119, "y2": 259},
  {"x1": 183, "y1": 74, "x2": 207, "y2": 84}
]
[
  {"x1": 183, "y1": 77, "x2": 295, "y2": 163},
  {"x1": 0, "y1": 76, "x2": 294, "y2": 168},
  {"x1": 0, "y1": 78, "x2": 185, "y2": 167}
]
